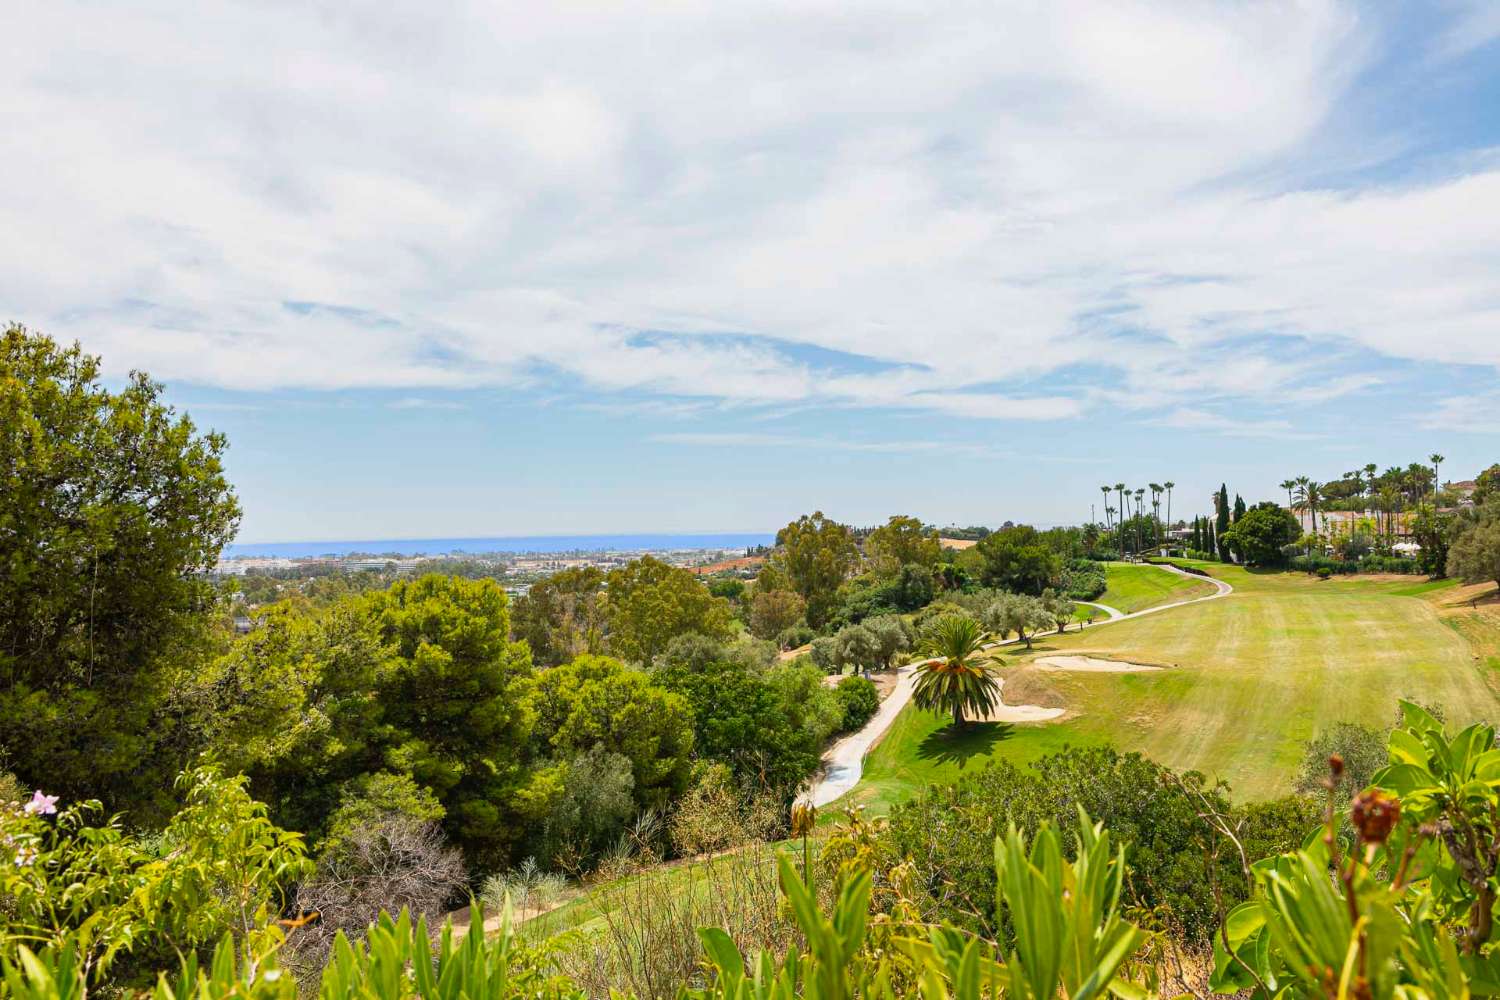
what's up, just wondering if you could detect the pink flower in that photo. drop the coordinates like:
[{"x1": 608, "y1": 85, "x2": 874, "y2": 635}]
[{"x1": 23, "y1": 791, "x2": 58, "y2": 816}]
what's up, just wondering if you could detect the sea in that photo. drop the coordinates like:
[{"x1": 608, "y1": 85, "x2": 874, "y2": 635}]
[{"x1": 223, "y1": 532, "x2": 776, "y2": 560}]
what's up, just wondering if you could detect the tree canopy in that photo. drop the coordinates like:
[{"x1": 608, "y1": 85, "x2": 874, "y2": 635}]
[
  {"x1": 1222, "y1": 503, "x2": 1301, "y2": 566},
  {"x1": 1448, "y1": 516, "x2": 1500, "y2": 591},
  {"x1": 973, "y1": 526, "x2": 1061, "y2": 595},
  {"x1": 604, "y1": 555, "x2": 734, "y2": 664},
  {"x1": 508, "y1": 565, "x2": 606, "y2": 667},
  {"x1": 0, "y1": 326, "x2": 241, "y2": 821},
  {"x1": 766, "y1": 511, "x2": 858, "y2": 628},
  {"x1": 863, "y1": 515, "x2": 941, "y2": 576}
]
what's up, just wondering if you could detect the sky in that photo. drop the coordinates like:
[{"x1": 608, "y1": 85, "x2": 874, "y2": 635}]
[{"x1": 4, "y1": 1, "x2": 1500, "y2": 543}]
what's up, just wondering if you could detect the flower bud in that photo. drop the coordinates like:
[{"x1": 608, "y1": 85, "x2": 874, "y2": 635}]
[{"x1": 1350, "y1": 789, "x2": 1400, "y2": 844}]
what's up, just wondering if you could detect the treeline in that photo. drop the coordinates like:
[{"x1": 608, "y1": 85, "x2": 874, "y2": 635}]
[{"x1": 230, "y1": 558, "x2": 507, "y2": 611}]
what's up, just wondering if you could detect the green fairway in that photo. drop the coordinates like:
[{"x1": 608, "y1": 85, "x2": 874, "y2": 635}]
[
  {"x1": 1095, "y1": 561, "x2": 1216, "y2": 613},
  {"x1": 834, "y1": 562, "x2": 1500, "y2": 809}
]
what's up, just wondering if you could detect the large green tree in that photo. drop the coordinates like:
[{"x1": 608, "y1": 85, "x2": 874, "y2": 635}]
[
  {"x1": 193, "y1": 574, "x2": 539, "y2": 866},
  {"x1": 0, "y1": 326, "x2": 241, "y2": 820},
  {"x1": 748, "y1": 588, "x2": 806, "y2": 641},
  {"x1": 508, "y1": 566, "x2": 607, "y2": 667},
  {"x1": 657, "y1": 660, "x2": 820, "y2": 797},
  {"x1": 1221, "y1": 503, "x2": 1300, "y2": 566},
  {"x1": 605, "y1": 556, "x2": 733, "y2": 664},
  {"x1": 1410, "y1": 502, "x2": 1457, "y2": 577},
  {"x1": 526, "y1": 654, "x2": 694, "y2": 811},
  {"x1": 1448, "y1": 517, "x2": 1500, "y2": 593},
  {"x1": 973, "y1": 525, "x2": 1061, "y2": 595},
  {"x1": 766, "y1": 511, "x2": 858, "y2": 628},
  {"x1": 863, "y1": 515, "x2": 941, "y2": 577}
]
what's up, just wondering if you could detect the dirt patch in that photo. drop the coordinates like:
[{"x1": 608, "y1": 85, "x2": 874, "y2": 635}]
[
  {"x1": 1434, "y1": 581, "x2": 1500, "y2": 611},
  {"x1": 1033, "y1": 655, "x2": 1162, "y2": 673}
]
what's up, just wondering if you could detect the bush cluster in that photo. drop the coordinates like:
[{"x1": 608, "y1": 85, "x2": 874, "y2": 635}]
[
  {"x1": 1288, "y1": 553, "x2": 1420, "y2": 575},
  {"x1": 879, "y1": 746, "x2": 1317, "y2": 940},
  {"x1": 1059, "y1": 558, "x2": 1106, "y2": 600}
]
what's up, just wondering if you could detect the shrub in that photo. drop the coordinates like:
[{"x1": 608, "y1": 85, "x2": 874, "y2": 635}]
[
  {"x1": 775, "y1": 624, "x2": 815, "y2": 650},
  {"x1": 880, "y1": 747, "x2": 1301, "y2": 940},
  {"x1": 287, "y1": 815, "x2": 466, "y2": 976},
  {"x1": 808, "y1": 635, "x2": 838, "y2": 673},
  {"x1": 834, "y1": 675, "x2": 880, "y2": 732},
  {"x1": 1060, "y1": 558, "x2": 1107, "y2": 600},
  {"x1": 1317, "y1": 566, "x2": 1332, "y2": 579},
  {"x1": 911, "y1": 599, "x2": 970, "y2": 633},
  {"x1": 1291, "y1": 552, "x2": 1420, "y2": 575},
  {"x1": 0, "y1": 765, "x2": 310, "y2": 993},
  {"x1": 479, "y1": 856, "x2": 568, "y2": 916},
  {"x1": 1293, "y1": 721, "x2": 1388, "y2": 797}
]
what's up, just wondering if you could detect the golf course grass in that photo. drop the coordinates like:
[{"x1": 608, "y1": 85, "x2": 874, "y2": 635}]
[
  {"x1": 833, "y1": 561, "x2": 1500, "y2": 810},
  {"x1": 1094, "y1": 561, "x2": 1217, "y2": 613}
]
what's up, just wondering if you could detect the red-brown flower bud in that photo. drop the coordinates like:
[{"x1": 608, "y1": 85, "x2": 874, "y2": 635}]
[{"x1": 1350, "y1": 788, "x2": 1400, "y2": 844}]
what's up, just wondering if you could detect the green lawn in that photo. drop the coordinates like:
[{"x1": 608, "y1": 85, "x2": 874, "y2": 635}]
[
  {"x1": 832, "y1": 562, "x2": 1500, "y2": 810},
  {"x1": 1094, "y1": 561, "x2": 1216, "y2": 613}
]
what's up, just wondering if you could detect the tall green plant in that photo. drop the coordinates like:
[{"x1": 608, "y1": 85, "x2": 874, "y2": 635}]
[{"x1": 1212, "y1": 701, "x2": 1500, "y2": 1000}]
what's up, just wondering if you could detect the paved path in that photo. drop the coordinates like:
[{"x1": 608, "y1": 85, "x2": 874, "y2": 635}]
[
  {"x1": 1076, "y1": 599, "x2": 1124, "y2": 620},
  {"x1": 799, "y1": 562, "x2": 1233, "y2": 807}
]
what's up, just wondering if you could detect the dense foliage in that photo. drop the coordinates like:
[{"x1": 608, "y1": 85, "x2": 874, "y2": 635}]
[
  {"x1": 882, "y1": 747, "x2": 1317, "y2": 942},
  {"x1": 1221, "y1": 503, "x2": 1301, "y2": 566},
  {"x1": 972, "y1": 526, "x2": 1062, "y2": 595},
  {"x1": 0, "y1": 327, "x2": 241, "y2": 822}
]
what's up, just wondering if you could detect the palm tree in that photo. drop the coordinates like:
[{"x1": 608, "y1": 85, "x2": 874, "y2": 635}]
[
  {"x1": 913, "y1": 615, "x2": 1000, "y2": 728},
  {"x1": 1115, "y1": 483, "x2": 1126, "y2": 544},
  {"x1": 1134, "y1": 488, "x2": 1147, "y2": 553},
  {"x1": 1431, "y1": 454, "x2": 1445, "y2": 500},
  {"x1": 1295, "y1": 479, "x2": 1324, "y2": 539},
  {"x1": 1164, "y1": 481, "x2": 1175, "y2": 532},
  {"x1": 1280, "y1": 479, "x2": 1297, "y2": 511},
  {"x1": 1149, "y1": 483, "x2": 1163, "y2": 546},
  {"x1": 1100, "y1": 486, "x2": 1114, "y2": 529}
]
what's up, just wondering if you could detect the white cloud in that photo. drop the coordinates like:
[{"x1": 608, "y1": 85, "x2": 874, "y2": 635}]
[
  {"x1": 388, "y1": 397, "x2": 465, "y2": 410},
  {"x1": 1422, "y1": 394, "x2": 1500, "y2": 435},
  {"x1": 1, "y1": 0, "x2": 1492, "y2": 425},
  {"x1": 1153, "y1": 407, "x2": 1323, "y2": 440}
]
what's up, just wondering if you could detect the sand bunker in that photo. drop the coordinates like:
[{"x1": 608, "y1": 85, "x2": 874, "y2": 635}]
[
  {"x1": 971, "y1": 679, "x2": 1066, "y2": 723},
  {"x1": 1033, "y1": 655, "x2": 1161, "y2": 673}
]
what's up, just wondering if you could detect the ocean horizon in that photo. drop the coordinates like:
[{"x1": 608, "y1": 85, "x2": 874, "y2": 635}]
[{"x1": 224, "y1": 531, "x2": 777, "y2": 559}]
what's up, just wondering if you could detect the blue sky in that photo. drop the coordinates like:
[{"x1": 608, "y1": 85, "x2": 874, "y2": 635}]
[{"x1": 5, "y1": 1, "x2": 1500, "y2": 542}]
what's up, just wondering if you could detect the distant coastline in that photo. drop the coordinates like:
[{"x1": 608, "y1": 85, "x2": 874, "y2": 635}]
[{"x1": 223, "y1": 532, "x2": 776, "y2": 559}]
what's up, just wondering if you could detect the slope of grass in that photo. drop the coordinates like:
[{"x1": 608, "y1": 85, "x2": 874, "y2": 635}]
[
  {"x1": 833, "y1": 563, "x2": 1500, "y2": 810},
  {"x1": 1095, "y1": 562, "x2": 1216, "y2": 613}
]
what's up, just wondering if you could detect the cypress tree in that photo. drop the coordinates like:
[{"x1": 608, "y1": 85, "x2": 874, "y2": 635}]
[
  {"x1": 1215, "y1": 485, "x2": 1231, "y2": 560},
  {"x1": 1233, "y1": 494, "x2": 1246, "y2": 523}
]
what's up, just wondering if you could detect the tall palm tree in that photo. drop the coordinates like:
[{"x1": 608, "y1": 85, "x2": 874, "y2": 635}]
[
  {"x1": 1134, "y1": 488, "x2": 1147, "y2": 553},
  {"x1": 914, "y1": 615, "x2": 999, "y2": 727},
  {"x1": 1295, "y1": 479, "x2": 1324, "y2": 538},
  {"x1": 1148, "y1": 483, "x2": 1163, "y2": 546},
  {"x1": 1115, "y1": 483, "x2": 1126, "y2": 541},
  {"x1": 1364, "y1": 464, "x2": 1378, "y2": 504},
  {"x1": 1164, "y1": 481, "x2": 1175, "y2": 531},
  {"x1": 1430, "y1": 454, "x2": 1445, "y2": 500},
  {"x1": 1100, "y1": 486, "x2": 1114, "y2": 529},
  {"x1": 1280, "y1": 479, "x2": 1297, "y2": 511}
]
